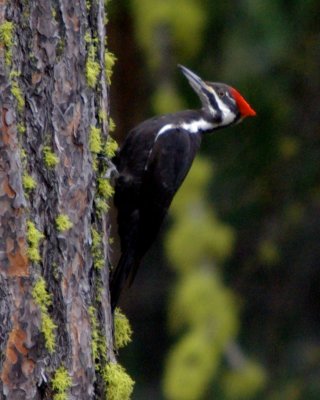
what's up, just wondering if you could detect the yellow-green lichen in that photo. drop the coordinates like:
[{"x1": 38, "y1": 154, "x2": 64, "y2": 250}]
[
  {"x1": 20, "y1": 148, "x2": 27, "y2": 161},
  {"x1": 114, "y1": 308, "x2": 133, "y2": 349},
  {"x1": 55, "y1": 214, "x2": 73, "y2": 232},
  {"x1": 105, "y1": 51, "x2": 117, "y2": 84},
  {"x1": 104, "y1": 136, "x2": 118, "y2": 159},
  {"x1": 9, "y1": 71, "x2": 25, "y2": 112},
  {"x1": 11, "y1": 80, "x2": 25, "y2": 112},
  {"x1": 43, "y1": 146, "x2": 59, "y2": 168},
  {"x1": 51, "y1": 6, "x2": 57, "y2": 19},
  {"x1": 95, "y1": 197, "x2": 109, "y2": 215},
  {"x1": 88, "y1": 305, "x2": 107, "y2": 369},
  {"x1": 98, "y1": 109, "x2": 107, "y2": 123},
  {"x1": 98, "y1": 177, "x2": 114, "y2": 199},
  {"x1": 108, "y1": 118, "x2": 116, "y2": 133},
  {"x1": 41, "y1": 314, "x2": 57, "y2": 354},
  {"x1": 52, "y1": 366, "x2": 72, "y2": 400},
  {"x1": 17, "y1": 123, "x2": 26, "y2": 134},
  {"x1": 0, "y1": 21, "x2": 14, "y2": 66},
  {"x1": 26, "y1": 221, "x2": 44, "y2": 262},
  {"x1": 88, "y1": 306, "x2": 99, "y2": 362},
  {"x1": 32, "y1": 277, "x2": 52, "y2": 306},
  {"x1": 86, "y1": 56, "x2": 100, "y2": 88},
  {"x1": 85, "y1": 33, "x2": 100, "y2": 88},
  {"x1": 103, "y1": 363, "x2": 135, "y2": 400},
  {"x1": 89, "y1": 125, "x2": 102, "y2": 154},
  {"x1": 91, "y1": 228, "x2": 104, "y2": 270},
  {"x1": 95, "y1": 279, "x2": 104, "y2": 303},
  {"x1": 32, "y1": 277, "x2": 57, "y2": 353},
  {"x1": 22, "y1": 173, "x2": 37, "y2": 191}
]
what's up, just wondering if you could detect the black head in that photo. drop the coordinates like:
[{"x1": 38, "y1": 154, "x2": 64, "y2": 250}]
[{"x1": 179, "y1": 65, "x2": 256, "y2": 127}]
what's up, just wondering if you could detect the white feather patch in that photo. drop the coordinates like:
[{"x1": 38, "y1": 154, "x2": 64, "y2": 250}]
[
  {"x1": 144, "y1": 119, "x2": 214, "y2": 171},
  {"x1": 155, "y1": 119, "x2": 215, "y2": 142}
]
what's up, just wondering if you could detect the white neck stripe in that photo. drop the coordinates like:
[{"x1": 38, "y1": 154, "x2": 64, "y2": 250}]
[{"x1": 155, "y1": 118, "x2": 215, "y2": 141}]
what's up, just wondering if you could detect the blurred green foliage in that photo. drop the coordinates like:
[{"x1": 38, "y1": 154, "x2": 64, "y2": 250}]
[
  {"x1": 109, "y1": 0, "x2": 320, "y2": 398},
  {"x1": 163, "y1": 159, "x2": 265, "y2": 400},
  {"x1": 131, "y1": 0, "x2": 206, "y2": 69}
]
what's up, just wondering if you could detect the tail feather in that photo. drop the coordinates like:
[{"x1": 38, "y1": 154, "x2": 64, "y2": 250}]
[{"x1": 110, "y1": 249, "x2": 140, "y2": 311}]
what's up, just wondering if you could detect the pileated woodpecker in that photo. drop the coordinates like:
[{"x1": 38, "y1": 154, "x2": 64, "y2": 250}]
[{"x1": 111, "y1": 65, "x2": 256, "y2": 310}]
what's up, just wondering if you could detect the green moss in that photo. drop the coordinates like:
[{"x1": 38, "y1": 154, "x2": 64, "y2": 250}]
[
  {"x1": 109, "y1": 118, "x2": 116, "y2": 132},
  {"x1": 103, "y1": 363, "x2": 135, "y2": 400},
  {"x1": 11, "y1": 80, "x2": 25, "y2": 112},
  {"x1": 95, "y1": 198, "x2": 109, "y2": 214},
  {"x1": 86, "y1": 57, "x2": 100, "y2": 88},
  {"x1": 53, "y1": 394, "x2": 69, "y2": 400},
  {"x1": 41, "y1": 314, "x2": 57, "y2": 354},
  {"x1": 32, "y1": 277, "x2": 57, "y2": 353},
  {"x1": 98, "y1": 109, "x2": 107, "y2": 123},
  {"x1": 55, "y1": 214, "x2": 73, "y2": 232},
  {"x1": 105, "y1": 51, "x2": 117, "y2": 84},
  {"x1": 95, "y1": 279, "x2": 104, "y2": 303},
  {"x1": 26, "y1": 221, "x2": 44, "y2": 262},
  {"x1": 88, "y1": 306, "x2": 99, "y2": 362},
  {"x1": 114, "y1": 308, "x2": 133, "y2": 349},
  {"x1": 89, "y1": 125, "x2": 102, "y2": 154},
  {"x1": 22, "y1": 173, "x2": 37, "y2": 191},
  {"x1": 17, "y1": 123, "x2": 26, "y2": 134},
  {"x1": 27, "y1": 247, "x2": 41, "y2": 262},
  {"x1": 32, "y1": 277, "x2": 52, "y2": 308},
  {"x1": 98, "y1": 178, "x2": 114, "y2": 199},
  {"x1": 88, "y1": 305, "x2": 107, "y2": 370},
  {"x1": 85, "y1": 33, "x2": 100, "y2": 88},
  {"x1": 43, "y1": 146, "x2": 59, "y2": 168},
  {"x1": 52, "y1": 366, "x2": 72, "y2": 400},
  {"x1": 20, "y1": 148, "x2": 27, "y2": 160},
  {"x1": 51, "y1": 7, "x2": 57, "y2": 19},
  {"x1": 91, "y1": 228, "x2": 104, "y2": 270},
  {"x1": 104, "y1": 136, "x2": 118, "y2": 159},
  {"x1": 0, "y1": 21, "x2": 14, "y2": 66}
]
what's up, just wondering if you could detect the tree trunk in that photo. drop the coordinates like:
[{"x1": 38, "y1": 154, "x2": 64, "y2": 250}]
[{"x1": 0, "y1": 1, "x2": 120, "y2": 398}]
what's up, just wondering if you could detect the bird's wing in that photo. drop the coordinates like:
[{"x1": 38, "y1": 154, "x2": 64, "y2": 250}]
[
  {"x1": 111, "y1": 127, "x2": 201, "y2": 309},
  {"x1": 130, "y1": 128, "x2": 202, "y2": 278}
]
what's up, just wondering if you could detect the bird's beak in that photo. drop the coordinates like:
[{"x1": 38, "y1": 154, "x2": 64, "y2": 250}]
[
  {"x1": 178, "y1": 65, "x2": 215, "y2": 109},
  {"x1": 179, "y1": 65, "x2": 208, "y2": 96}
]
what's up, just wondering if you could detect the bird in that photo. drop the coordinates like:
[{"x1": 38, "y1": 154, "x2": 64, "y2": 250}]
[{"x1": 110, "y1": 65, "x2": 256, "y2": 310}]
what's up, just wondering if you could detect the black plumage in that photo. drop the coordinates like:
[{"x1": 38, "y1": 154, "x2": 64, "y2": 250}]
[{"x1": 110, "y1": 66, "x2": 256, "y2": 310}]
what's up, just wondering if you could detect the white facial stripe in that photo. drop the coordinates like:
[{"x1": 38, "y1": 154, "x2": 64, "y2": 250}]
[{"x1": 210, "y1": 89, "x2": 236, "y2": 126}]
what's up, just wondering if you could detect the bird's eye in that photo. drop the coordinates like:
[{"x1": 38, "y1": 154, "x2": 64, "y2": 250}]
[{"x1": 217, "y1": 90, "x2": 225, "y2": 98}]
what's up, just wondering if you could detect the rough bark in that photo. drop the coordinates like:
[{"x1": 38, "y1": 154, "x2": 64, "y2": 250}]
[{"x1": 0, "y1": 1, "x2": 115, "y2": 399}]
